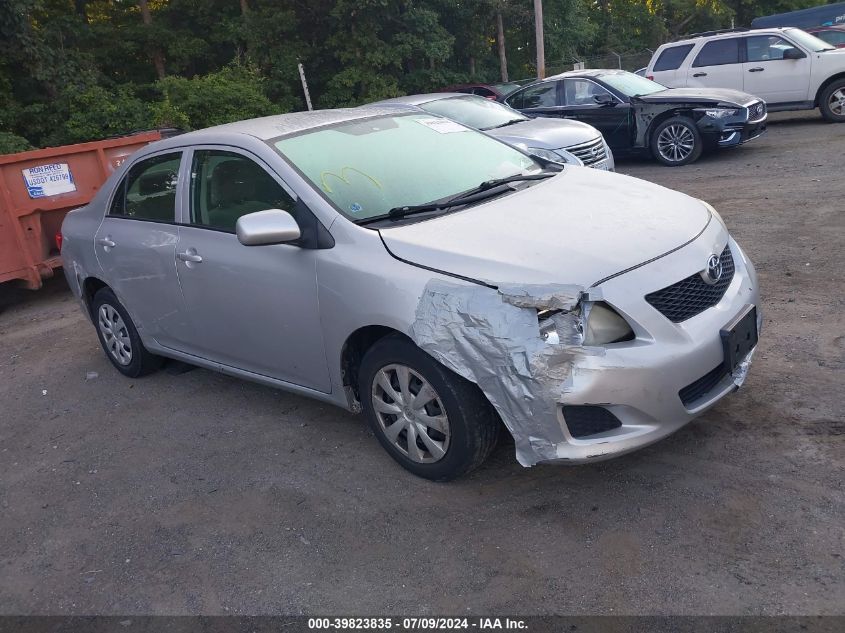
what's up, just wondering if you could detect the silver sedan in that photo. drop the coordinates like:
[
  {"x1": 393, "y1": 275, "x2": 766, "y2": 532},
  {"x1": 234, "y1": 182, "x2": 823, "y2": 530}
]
[
  {"x1": 61, "y1": 107, "x2": 760, "y2": 480},
  {"x1": 371, "y1": 92, "x2": 615, "y2": 170}
]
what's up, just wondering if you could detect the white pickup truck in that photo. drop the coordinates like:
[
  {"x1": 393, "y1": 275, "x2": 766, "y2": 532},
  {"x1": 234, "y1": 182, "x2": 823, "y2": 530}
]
[{"x1": 645, "y1": 27, "x2": 845, "y2": 122}]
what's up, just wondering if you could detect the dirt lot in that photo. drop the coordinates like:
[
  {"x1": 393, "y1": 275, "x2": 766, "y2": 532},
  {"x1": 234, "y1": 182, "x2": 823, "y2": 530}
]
[{"x1": 0, "y1": 111, "x2": 843, "y2": 616}]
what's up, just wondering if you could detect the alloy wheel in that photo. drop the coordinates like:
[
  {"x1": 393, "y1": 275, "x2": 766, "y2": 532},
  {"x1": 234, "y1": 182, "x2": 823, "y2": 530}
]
[
  {"x1": 371, "y1": 363, "x2": 451, "y2": 463},
  {"x1": 98, "y1": 304, "x2": 133, "y2": 366},
  {"x1": 829, "y1": 88, "x2": 845, "y2": 116},
  {"x1": 657, "y1": 124, "x2": 695, "y2": 163}
]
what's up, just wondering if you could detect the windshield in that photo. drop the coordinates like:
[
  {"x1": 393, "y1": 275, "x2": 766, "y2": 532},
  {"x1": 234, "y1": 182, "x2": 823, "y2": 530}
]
[
  {"x1": 273, "y1": 113, "x2": 539, "y2": 221},
  {"x1": 600, "y1": 72, "x2": 667, "y2": 97},
  {"x1": 421, "y1": 95, "x2": 527, "y2": 130},
  {"x1": 785, "y1": 27, "x2": 835, "y2": 52}
]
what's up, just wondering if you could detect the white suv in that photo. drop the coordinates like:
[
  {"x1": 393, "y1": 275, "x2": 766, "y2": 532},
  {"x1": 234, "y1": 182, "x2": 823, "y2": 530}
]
[{"x1": 646, "y1": 27, "x2": 845, "y2": 122}]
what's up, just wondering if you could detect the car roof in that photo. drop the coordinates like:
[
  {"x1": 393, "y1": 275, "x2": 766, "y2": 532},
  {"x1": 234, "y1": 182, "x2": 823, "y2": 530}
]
[
  {"x1": 543, "y1": 68, "x2": 630, "y2": 81},
  {"x1": 374, "y1": 93, "x2": 471, "y2": 106},
  {"x1": 662, "y1": 26, "x2": 795, "y2": 47},
  {"x1": 158, "y1": 107, "x2": 405, "y2": 144}
]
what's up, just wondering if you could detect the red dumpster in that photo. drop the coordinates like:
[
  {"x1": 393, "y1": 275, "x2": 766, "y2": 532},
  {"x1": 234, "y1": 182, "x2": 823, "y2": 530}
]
[{"x1": 0, "y1": 131, "x2": 163, "y2": 289}]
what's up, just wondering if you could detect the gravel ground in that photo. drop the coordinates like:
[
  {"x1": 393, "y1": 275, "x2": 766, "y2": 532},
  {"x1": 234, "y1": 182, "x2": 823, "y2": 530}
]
[{"x1": 0, "y1": 111, "x2": 842, "y2": 616}]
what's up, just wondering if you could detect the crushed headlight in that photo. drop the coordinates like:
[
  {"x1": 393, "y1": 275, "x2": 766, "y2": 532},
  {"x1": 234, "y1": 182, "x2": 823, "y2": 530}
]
[
  {"x1": 528, "y1": 147, "x2": 584, "y2": 166},
  {"x1": 538, "y1": 302, "x2": 633, "y2": 346},
  {"x1": 583, "y1": 302, "x2": 634, "y2": 345},
  {"x1": 702, "y1": 108, "x2": 739, "y2": 119}
]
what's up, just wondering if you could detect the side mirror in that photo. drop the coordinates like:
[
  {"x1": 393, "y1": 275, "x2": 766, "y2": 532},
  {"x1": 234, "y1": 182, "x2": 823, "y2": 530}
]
[
  {"x1": 236, "y1": 209, "x2": 301, "y2": 246},
  {"x1": 782, "y1": 47, "x2": 806, "y2": 60},
  {"x1": 593, "y1": 93, "x2": 616, "y2": 106}
]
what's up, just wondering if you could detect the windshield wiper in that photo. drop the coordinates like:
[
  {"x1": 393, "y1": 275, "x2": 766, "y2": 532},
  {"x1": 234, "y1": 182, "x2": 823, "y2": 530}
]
[
  {"x1": 356, "y1": 172, "x2": 557, "y2": 226},
  {"x1": 386, "y1": 172, "x2": 555, "y2": 220},
  {"x1": 483, "y1": 119, "x2": 525, "y2": 130}
]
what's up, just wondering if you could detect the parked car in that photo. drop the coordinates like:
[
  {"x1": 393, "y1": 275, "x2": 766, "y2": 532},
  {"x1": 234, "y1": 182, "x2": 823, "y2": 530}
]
[
  {"x1": 370, "y1": 92, "x2": 614, "y2": 170},
  {"x1": 61, "y1": 108, "x2": 760, "y2": 480},
  {"x1": 438, "y1": 82, "x2": 522, "y2": 100},
  {"x1": 646, "y1": 27, "x2": 845, "y2": 122},
  {"x1": 503, "y1": 69, "x2": 767, "y2": 166},
  {"x1": 806, "y1": 25, "x2": 845, "y2": 48}
]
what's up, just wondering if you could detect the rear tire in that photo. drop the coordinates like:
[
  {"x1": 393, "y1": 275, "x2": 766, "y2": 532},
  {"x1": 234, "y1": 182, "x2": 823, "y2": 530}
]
[
  {"x1": 358, "y1": 334, "x2": 501, "y2": 481},
  {"x1": 92, "y1": 288, "x2": 162, "y2": 378},
  {"x1": 819, "y1": 79, "x2": 845, "y2": 122},
  {"x1": 650, "y1": 116, "x2": 703, "y2": 166}
]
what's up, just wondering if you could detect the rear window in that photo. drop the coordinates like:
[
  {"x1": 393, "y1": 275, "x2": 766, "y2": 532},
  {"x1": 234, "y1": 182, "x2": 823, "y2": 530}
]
[
  {"x1": 653, "y1": 44, "x2": 694, "y2": 71},
  {"x1": 692, "y1": 38, "x2": 741, "y2": 67}
]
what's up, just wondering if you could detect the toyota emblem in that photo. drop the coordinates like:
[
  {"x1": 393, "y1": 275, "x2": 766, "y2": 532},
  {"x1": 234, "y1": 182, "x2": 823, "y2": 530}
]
[{"x1": 701, "y1": 254, "x2": 723, "y2": 285}]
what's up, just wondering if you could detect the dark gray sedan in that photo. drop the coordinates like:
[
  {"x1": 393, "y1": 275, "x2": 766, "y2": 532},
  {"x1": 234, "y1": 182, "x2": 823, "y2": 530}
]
[{"x1": 371, "y1": 93, "x2": 615, "y2": 170}]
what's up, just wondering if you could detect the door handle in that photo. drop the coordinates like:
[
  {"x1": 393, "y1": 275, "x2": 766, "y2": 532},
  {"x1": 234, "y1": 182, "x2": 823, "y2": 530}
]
[
  {"x1": 749, "y1": 67, "x2": 764, "y2": 72},
  {"x1": 96, "y1": 237, "x2": 116, "y2": 248},
  {"x1": 176, "y1": 250, "x2": 203, "y2": 263},
  {"x1": 692, "y1": 72, "x2": 707, "y2": 77}
]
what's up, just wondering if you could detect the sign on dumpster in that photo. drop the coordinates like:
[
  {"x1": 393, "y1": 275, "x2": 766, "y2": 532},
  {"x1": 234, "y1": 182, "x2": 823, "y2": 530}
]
[{"x1": 21, "y1": 163, "x2": 77, "y2": 198}]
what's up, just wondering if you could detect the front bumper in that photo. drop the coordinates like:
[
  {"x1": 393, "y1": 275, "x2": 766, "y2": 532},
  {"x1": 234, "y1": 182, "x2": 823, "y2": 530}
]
[{"x1": 535, "y1": 222, "x2": 760, "y2": 463}]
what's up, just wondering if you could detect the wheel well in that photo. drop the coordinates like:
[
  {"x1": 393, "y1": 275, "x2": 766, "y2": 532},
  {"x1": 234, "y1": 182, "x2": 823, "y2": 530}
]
[
  {"x1": 815, "y1": 73, "x2": 845, "y2": 107},
  {"x1": 340, "y1": 325, "x2": 406, "y2": 405},
  {"x1": 644, "y1": 109, "x2": 690, "y2": 147},
  {"x1": 81, "y1": 277, "x2": 109, "y2": 322}
]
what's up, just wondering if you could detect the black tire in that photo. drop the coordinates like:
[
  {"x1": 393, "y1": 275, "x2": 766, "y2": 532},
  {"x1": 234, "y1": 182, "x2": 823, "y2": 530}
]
[
  {"x1": 91, "y1": 287, "x2": 162, "y2": 378},
  {"x1": 819, "y1": 79, "x2": 845, "y2": 122},
  {"x1": 650, "y1": 116, "x2": 703, "y2": 166},
  {"x1": 358, "y1": 334, "x2": 501, "y2": 481}
]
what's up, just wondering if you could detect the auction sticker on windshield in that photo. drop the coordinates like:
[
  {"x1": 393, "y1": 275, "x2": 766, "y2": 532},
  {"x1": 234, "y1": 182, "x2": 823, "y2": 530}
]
[
  {"x1": 415, "y1": 118, "x2": 468, "y2": 134},
  {"x1": 22, "y1": 163, "x2": 77, "y2": 198}
]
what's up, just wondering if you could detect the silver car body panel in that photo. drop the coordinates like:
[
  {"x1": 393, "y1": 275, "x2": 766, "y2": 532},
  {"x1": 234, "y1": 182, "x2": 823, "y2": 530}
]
[{"x1": 61, "y1": 108, "x2": 759, "y2": 467}]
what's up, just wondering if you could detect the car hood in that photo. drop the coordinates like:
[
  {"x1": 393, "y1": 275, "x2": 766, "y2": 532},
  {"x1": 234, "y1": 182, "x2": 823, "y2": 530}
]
[
  {"x1": 487, "y1": 118, "x2": 601, "y2": 150},
  {"x1": 378, "y1": 167, "x2": 711, "y2": 287},
  {"x1": 634, "y1": 87, "x2": 756, "y2": 106}
]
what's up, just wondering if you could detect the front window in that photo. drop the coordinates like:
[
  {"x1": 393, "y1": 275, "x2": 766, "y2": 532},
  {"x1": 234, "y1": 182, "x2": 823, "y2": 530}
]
[
  {"x1": 420, "y1": 95, "x2": 527, "y2": 130},
  {"x1": 784, "y1": 28, "x2": 835, "y2": 52},
  {"x1": 563, "y1": 79, "x2": 615, "y2": 105},
  {"x1": 598, "y1": 72, "x2": 666, "y2": 98},
  {"x1": 273, "y1": 113, "x2": 539, "y2": 221}
]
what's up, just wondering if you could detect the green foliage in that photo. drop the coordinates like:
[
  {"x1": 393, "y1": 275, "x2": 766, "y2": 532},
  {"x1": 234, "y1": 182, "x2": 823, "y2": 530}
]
[
  {"x1": 0, "y1": 132, "x2": 33, "y2": 155},
  {"x1": 155, "y1": 64, "x2": 279, "y2": 129},
  {"x1": 0, "y1": 0, "x2": 828, "y2": 151}
]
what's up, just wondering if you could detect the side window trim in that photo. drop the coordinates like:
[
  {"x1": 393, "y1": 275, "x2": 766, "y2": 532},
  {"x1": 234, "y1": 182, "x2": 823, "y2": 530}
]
[
  {"x1": 181, "y1": 145, "x2": 300, "y2": 234},
  {"x1": 105, "y1": 149, "x2": 186, "y2": 224}
]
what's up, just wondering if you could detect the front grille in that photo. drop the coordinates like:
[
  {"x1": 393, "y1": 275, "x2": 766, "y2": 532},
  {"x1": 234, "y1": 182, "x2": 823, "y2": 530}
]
[
  {"x1": 748, "y1": 101, "x2": 767, "y2": 122},
  {"x1": 562, "y1": 405, "x2": 622, "y2": 438},
  {"x1": 645, "y1": 244, "x2": 735, "y2": 323},
  {"x1": 564, "y1": 136, "x2": 608, "y2": 167},
  {"x1": 679, "y1": 362, "x2": 730, "y2": 407}
]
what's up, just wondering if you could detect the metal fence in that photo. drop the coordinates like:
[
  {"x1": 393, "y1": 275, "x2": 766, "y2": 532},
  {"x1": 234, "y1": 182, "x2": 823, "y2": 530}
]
[{"x1": 548, "y1": 49, "x2": 655, "y2": 75}]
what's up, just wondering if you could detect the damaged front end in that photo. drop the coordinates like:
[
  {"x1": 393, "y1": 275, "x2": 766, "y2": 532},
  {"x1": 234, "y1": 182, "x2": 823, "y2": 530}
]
[{"x1": 410, "y1": 279, "x2": 623, "y2": 466}]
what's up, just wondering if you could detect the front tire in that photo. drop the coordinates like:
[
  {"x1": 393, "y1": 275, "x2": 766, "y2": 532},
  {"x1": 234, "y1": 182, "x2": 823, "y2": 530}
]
[
  {"x1": 820, "y1": 79, "x2": 845, "y2": 122},
  {"x1": 92, "y1": 287, "x2": 162, "y2": 378},
  {"x1": 650, "y1": 116, "x2": 703, "y2": 166},
  {"x1": 358, "y1": 334, "x2": 501, "y2": 481}
]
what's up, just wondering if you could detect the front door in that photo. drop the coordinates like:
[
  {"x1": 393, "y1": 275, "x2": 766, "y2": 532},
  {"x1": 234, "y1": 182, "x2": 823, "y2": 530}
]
[
  {"x1": 685, "y1": 37, "x2": 744, "y2": 91},
  {"x1": 173, "y1": 147, "x2": 331, "y2": 392},
  {"x1": 560, "y1": 78, "x2": 633, "y2": 150},
  {"x1": 94, "y1": 151, "x2": 192, "y2": 350},
  {"x1": 742, "y1": 34, "x2": 812, "y2": 104}
]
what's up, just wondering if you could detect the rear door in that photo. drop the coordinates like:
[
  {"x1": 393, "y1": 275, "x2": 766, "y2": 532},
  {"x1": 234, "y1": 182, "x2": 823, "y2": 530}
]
[
  {"x1": 504, "y1": 80, "x2": 564, "y2": 118},
  {"x1": 172, "y1": 146, "x2": 331, "y2": 391},
  {"x1": 94, "y1": 151, "x2": 192, "y2": 350},
  {"x1": 742, "y1": 34, "x2": 812, "y2": 104},
  {"x1": 559, "y1": 78, "x2": 632, "y2": 150},
  {"x1": 685, "y1": 37, "x2": 744, "y2": 91}
]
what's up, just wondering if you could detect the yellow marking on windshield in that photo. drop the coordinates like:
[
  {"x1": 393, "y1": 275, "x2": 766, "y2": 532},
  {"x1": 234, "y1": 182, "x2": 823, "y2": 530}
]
[{"x1": 320, "y1": 167, "x2": 383, "y2": 193}]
